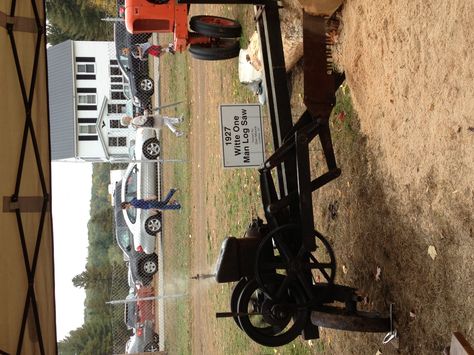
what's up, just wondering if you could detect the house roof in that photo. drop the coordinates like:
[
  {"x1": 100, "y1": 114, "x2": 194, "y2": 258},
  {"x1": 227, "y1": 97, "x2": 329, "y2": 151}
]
[{"x1": 47, "y1": 40, "x2": 76, "y2": 160}]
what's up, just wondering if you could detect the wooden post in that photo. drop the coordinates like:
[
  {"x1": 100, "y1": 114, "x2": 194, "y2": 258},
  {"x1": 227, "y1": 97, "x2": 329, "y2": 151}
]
[{"x1": 449, "y1": 332, "x2": 474, "y2": 355}]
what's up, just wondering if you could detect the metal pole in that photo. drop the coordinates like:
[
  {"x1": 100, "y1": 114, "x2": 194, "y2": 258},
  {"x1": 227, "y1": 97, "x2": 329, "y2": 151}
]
[
  {"x1": 106, "y1": 293, "x2": 187, "y2": 305},
  {"x1": 101, "y1": 17, "x2": 124, "y2": 22},
  {"x1": 110, "y1": 158, "x2": 186, "y2": 164}
]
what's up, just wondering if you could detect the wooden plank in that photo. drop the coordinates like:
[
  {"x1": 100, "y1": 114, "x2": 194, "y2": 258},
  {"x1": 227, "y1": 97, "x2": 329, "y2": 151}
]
[{"x1": 450, "y1": 332, "x2": 474, "y2": 355}]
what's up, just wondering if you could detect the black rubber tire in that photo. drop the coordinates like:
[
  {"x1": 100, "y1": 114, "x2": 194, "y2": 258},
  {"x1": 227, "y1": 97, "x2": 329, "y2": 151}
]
[
  {"x1": 139, "y1": 76, "x2": 154, "y2": 93},
  {"x1": 236, "y1": 278, "x2": 308, "y2": 347},
  {"x1": 189, "y1": 39, "x2": 240, "y2": 61},
  {"x1": 153, "y1": 333, "x2": 160, "y2": 343},
  {"x1": 311, "y1": 306, "x2": 390, "y2": 333},
  {"x1": 144, "y1": 213, "x2": 162, "y2": 234},
  {"x1": 190, "y1": 15, "x2": 242, "y2": 38},
  {"x1": 142, "y1": 138, "x2": 160, "y2": 160},
  {"x1": 141, "y1": 257, "x2": 158, "y2": 275},
  {"x1": 146, "y1": 0, "x2": 168, "y2": 4},
  {"x1": 144, "y1": 341, "x2": 159, "y2": 352}
]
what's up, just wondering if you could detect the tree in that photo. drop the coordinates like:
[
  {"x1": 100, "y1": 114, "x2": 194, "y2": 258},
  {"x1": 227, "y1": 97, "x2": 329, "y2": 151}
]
[
  {"x1": 46, "y1": 0, "x2": 113, "y2": 44},
  {"x1": 58, "y1": 318, "x2": 112, "y2": 355},
  {"x1": 72, "y1": 264, "x2": 112, "y2": 289}
]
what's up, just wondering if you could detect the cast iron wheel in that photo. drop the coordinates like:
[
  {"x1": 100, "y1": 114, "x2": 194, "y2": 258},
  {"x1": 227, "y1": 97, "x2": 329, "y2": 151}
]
[
  {"x1": 144, "y1": 341, "x2": 159, "y2": 352},
  {"x1": 230, "y1": 278, "x2": 249, "y2": 329},
  {"x1": 145, "y1": 213, "x2": 162, "y2": 234},
  {"x1": 236, "y1": 278, "x2": 308, "y2": 347},
  {"x1": 189, "y1": 39, "x2": 240, "y2": 61},
  {"x1": 254, "y1": 225, "x2": 337, "y2": 302},
  {"x1": 309, "y1": 230, "x2": 337, "y2": 284},
  {"x1": 311, "y1": 306, "x2": 390, "y2": 333},
  {"x1": 232, "y1": 276, "x2": 290, "y2": 334},
  {"x1": 139, "y1": 77, "x2": 154, "y2": 93},
  {"x1": 143, "y1": 138, "x2": 160, "y2": 159},
  {"x1": 190, "y1": 15, "x2": 241, "y2": 38},
  {"x1": 141, "y1": 258, "x2": 158, "y2": 275}
]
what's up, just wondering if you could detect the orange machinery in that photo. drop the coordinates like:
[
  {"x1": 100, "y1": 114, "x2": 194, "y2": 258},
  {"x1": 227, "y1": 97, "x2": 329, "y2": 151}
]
[{"x1": 123, "y1": 0, "x2": 245, "y2": 60}]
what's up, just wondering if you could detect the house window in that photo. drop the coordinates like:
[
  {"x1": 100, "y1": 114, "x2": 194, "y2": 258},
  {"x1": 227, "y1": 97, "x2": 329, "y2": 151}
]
[
  {"x1": 109, "y1": 136, "x2": 127, "y2": 147},
  {"x1": 111, "y1": 77, "x2": 123, "y2": 83},
  {"x1": 77, "y1": 87, "x2": 96, "y2": 93},
  {"x1": 78, "y1": 124, "x2": 97, "y2": 134},
  {"x1": 77, "y1": 63, "x2": 95, "y2": 74},
  {"x1": 77, "y1": 94, "x2": 97, "y2": 105},
  {"x1": 111, "y1": 91, "x2": 126, "y2": 100},
  {"x1": 78, "y1": 118, "x2": 96, "y2": 124},
  {"x1": 76, "y1": 57, "x2": 95, "y2": 63},
  {"x1": 108, "y1": 104, "x2": 126, "y2": 114},
  {"x1": 78, "y1": 135, "x2": 98, "y2": 141},
  {"x1": 110, "y1": 119, "x2": 127, "y2": 128},
  {"x1": 110, "y1": 67, "x2": 121, "y2": 76}
]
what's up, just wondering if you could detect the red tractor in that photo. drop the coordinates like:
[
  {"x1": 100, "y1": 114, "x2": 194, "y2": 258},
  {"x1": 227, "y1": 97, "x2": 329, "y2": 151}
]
[{"x1": 123, "y1": 0, "x2": 244, "y2": 60}]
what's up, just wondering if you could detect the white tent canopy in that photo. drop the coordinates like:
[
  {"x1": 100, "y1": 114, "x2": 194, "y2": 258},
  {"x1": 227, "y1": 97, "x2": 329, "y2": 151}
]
[{"x1": 1, "y1": 1, "x2": 56, "y2": 354}]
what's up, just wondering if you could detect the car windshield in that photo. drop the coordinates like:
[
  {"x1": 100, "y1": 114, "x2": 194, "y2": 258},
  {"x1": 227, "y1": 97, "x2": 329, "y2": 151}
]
[
  {"x1": 128, "y1": 140, "x2": 136, "y2": 160},
  {"x1": 123, "y1": 77, "x2": 132, "y2": 99},
  {"x1": 124, "y1": 294, "x2": 137, "y2": 329},
  {"x1": 124, "y1": 166, "x2": 138, "y2": 223},
  {"x1": 117, "y1": 230, "x2": 132, "y2": 253},
  {"x1": 119, "y1": 54, "x2": 129, "y2": 66},
  {"x1": 126, "y1": 100, "x2": 135, "y2": 117}
]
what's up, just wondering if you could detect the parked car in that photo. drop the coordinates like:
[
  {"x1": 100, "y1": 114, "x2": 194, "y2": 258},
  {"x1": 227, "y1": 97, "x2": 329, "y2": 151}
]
[
  {"x1": 121, "y1": 128, "x2": 162, "y2": 254},
  {"x1": 124, "y1": 291, "x2": 138, "y2": 330},
  {"x1": 124, "y1": 286, "x2": 155, "y2": 328},
  {"x1": 124, "y1": 286, "x2": 159, "y2": 353},
  {"x1": 136, "y1": 285, "x2": 155, "y2": 322},
  {"x1": 125, "y1": 322, "x2": 159, "y2": 353},
  {"x1": 114, "y1": 20, "x2": 154, "y2": 109},
  {"x1": 114, "y1": 182, "x2": 158, "y2": 286}
]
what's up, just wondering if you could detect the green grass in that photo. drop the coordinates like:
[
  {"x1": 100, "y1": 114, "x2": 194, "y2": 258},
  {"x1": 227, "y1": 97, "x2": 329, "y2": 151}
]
[
  {"x1": 159, "y1": 47, "x2": 192, "y2": 355},
  {"x1": 330, "y1": 83, "x2": 358, "y2": 140}
]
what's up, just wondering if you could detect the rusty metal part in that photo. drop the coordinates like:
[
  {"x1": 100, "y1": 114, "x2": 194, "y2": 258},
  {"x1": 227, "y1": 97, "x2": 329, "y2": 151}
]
[
  {"x1": 311, "y1": 306, "x2": 391, "y2": 332},
  {"x1": 303, "y1": 12, "x2": 345, "y2": 119}
]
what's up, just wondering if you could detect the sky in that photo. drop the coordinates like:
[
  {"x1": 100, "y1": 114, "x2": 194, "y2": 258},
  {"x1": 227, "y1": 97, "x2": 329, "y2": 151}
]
[{"x1": 51, "y1": 162, "x2": 92, "y2": 341}]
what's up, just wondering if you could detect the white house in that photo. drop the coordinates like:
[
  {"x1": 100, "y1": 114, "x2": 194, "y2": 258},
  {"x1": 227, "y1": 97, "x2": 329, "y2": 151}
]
[{"x1": 48, "y1": 40, "x2": 136, "y2": 161}]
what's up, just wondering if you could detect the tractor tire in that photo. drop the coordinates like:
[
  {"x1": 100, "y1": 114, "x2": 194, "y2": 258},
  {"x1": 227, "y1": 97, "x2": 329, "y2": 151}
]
[
  {"x1": 189, "y1": 39, "x2": 240, "y2": 61},
  {"x1": 190, "y1": 15, "x2": 241, "y2": 38}
]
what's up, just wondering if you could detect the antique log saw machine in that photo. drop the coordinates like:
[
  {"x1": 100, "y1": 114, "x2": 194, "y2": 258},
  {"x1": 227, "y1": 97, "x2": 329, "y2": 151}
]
[{"x1": 213, "y1": 1, "x2": 395, "y2": 347}]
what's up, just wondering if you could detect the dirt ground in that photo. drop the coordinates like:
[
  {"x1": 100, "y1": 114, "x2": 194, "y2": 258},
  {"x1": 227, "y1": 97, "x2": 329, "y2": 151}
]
[{"x1": 184, "y1": 1, "x2": 474, "y2": 354}]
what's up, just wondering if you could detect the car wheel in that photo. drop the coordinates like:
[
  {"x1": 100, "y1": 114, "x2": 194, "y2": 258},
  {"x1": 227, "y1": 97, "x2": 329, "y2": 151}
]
[
  {"x1": 143, "y1": 138, "x2": 160, "y2": 159},
  {"x1": 144, "y1": 342, "x2": 159, "y2": 352},
  {"x1": 145, "y1": 213, "x2": 162, "y2": 235},
  {"x1": 139, "y1": 77, "x2": 154, "y2": 92},
  {"x1": 153, "y1": 333, "x2": 160, "y2": 343},
  {"x1": 142, "y1": 258, "x2": 158, "y2": 275}
]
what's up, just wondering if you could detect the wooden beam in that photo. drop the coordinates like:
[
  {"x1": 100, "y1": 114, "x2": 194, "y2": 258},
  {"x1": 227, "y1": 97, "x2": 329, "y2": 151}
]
[{"x1": 450, "y1": 332, "x2": 474, "y2": 355}]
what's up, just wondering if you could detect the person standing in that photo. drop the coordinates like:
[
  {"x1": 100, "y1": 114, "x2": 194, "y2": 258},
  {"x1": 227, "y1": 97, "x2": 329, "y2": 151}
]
[
  {"x1": 121, "y1": 110, "x2": 184, "y2": 137},
  {"x1": 122, "y1": 42, "x2": 175, "y2": 61},
  {"x1": 121, "y1": 188, "x2": 181, "y2": 211}
]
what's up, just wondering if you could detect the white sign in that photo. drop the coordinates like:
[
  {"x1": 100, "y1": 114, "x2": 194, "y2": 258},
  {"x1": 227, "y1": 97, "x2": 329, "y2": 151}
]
[{"x1": 220, "y1": 104, "x2": 265, "y2": 168}]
